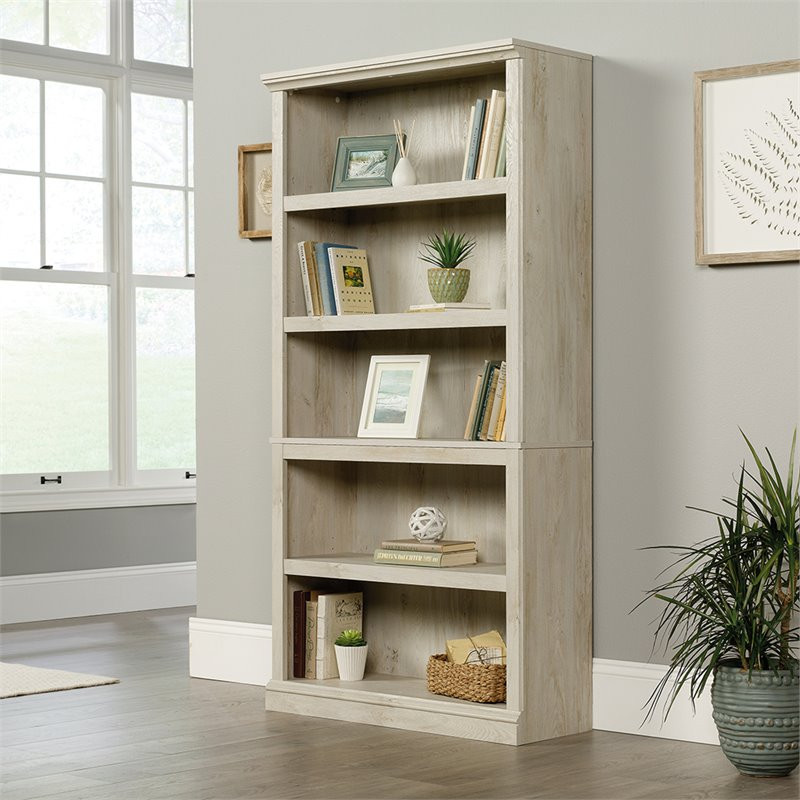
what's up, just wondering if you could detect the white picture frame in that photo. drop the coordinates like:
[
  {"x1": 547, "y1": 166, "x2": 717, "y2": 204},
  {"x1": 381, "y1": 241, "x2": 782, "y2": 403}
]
[{"x1": 357, "y1": 355, "x2": 430, "y2": 439}]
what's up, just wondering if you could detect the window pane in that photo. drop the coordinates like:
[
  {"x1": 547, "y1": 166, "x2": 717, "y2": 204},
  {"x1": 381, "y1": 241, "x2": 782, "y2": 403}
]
[
  {"x1": 0, "y1": 281, "x2": 109, "y2": 474},
  {"x1": 0, "y1": 174, "x2": 39, "y2": 268},
  {"x1": 132, "y1": 93, "x2": 184, "y2": 185},
  {"x1": 45, "y1": 178, "x2": 104, "y2": 271},
  {"x1": 133, "y1": 0, "x2": 189, "y2": 67},
  {"x1": 0, "y1": 74, "x2": 39, "y2": 172},
  {"x1": 187, "y1": 100, "x2": 193, "y2": 187},
  {"x1": 49, "y1": 0, "x2": 109, "y2": 54},
  {"x1": 0, "y1": 0, "x2": 44, "y2": 44},
  {"x1": 136, "y1": 288, "x2": 195, "y2": 470},
  {"x1": 132, "y1": 186, "x2": 185, "y2": 275},
  {"x1": 45, "y1": 81, "x2": 104, "y2": 178}
]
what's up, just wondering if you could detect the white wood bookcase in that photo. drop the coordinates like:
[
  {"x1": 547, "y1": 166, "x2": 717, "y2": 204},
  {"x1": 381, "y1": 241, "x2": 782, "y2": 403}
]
[{"x1": 261, "y1": 39, "x2": 592, "y2": 746}]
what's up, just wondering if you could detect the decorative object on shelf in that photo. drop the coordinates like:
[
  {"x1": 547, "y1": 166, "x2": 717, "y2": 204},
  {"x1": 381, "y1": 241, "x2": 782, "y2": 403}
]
[
  {"x1": 408, "y1": 506, "x2": 447, "y2": 542},
  {"x1": 695, "y1": 60, "x2": 800, "y2": 265},
  {"x1": 408, "y1": 302, "x2": 490, "y2": 312},
  {"x1": 333, "y1": 629, "x2": 368, "y2": 681},
  {"x1": 331, "y1": 134, "x2": 402, "y2": 191},
  {"x1": 420, "y1": 230, "x2": 476, "y2": 303},
  {"x1": 636, "y1": 430, "x2": 799, "y2": 777},
  {"x1": 358, "y1": 354, "x2": 430, "y2": 439},
  {"x1": 391, "y1": 118, "x2": 417, "y2": 187},
  {"x1": 427, "y1": 653, "x2": 506, "y2": 703},
  {"x1": 446, "y1": 630, "x2": 507, "y2": 666},
  {"x1": 238, "y1": 143, "x2": 272, "y2": 239}
]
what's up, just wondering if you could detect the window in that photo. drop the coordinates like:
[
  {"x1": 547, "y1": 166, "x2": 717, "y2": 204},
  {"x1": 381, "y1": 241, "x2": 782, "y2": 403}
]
[{"x1": 0, "y1": 1, "x2": 195, "y2": 509}]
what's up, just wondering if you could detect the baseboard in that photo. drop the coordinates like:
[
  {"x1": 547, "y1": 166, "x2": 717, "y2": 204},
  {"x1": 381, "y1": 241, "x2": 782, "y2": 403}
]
[
  {"x1": 0, "y1": 562, "x2": 197, "y2": 625},
  {"x1": 189, "y1": 617, "x2": 272, "y2": 686},
  {"x1": 593, "y1": 658, "x2": 718, "y2": 745}
]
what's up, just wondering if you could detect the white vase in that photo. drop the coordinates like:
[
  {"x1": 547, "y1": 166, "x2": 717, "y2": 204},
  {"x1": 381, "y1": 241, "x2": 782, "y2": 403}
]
[
  {"x1": 334, "y1": 644, "x2": 368, "y2": 681},
  {"x1": 391, "y1": 156, "x2": 417, "y2": 187}
]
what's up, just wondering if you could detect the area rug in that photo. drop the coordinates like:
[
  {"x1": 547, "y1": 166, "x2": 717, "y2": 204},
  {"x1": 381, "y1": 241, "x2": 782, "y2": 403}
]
[{"x1": 0, "y1": 662, "x2": 119, "y2": 698}]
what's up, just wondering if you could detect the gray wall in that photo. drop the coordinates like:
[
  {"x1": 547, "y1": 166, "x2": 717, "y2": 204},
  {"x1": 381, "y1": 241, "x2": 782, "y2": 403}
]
[
  {"x1": 193, "y1": 1, "x2": 799, "y2": 659},
  {"x1": 0, "y1": 506, "x2": 196, "y2": 576}
]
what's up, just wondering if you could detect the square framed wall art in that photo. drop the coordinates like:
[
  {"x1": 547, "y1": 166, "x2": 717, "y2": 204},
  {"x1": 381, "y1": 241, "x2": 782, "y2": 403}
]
[{"x1": 695, "y1": 59, "x2": 800, "y2": 265}]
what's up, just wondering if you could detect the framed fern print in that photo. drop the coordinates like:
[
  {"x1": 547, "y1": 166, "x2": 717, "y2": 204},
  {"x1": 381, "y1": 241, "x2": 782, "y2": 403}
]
[{"x1": 695, "y1": 60, "x2": 800, "y2": 265}]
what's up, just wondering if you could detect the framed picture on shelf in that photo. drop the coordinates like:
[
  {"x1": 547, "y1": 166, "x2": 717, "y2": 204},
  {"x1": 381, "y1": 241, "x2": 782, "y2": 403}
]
[
  {"x1": 331, "y1": 135, "x2": 402, "y2": 191},
  {"x1": 238, "y1": 143, "x2": 272, "y2": 239},
  {"x1": 695, "y1": 60, "x2": 800, "y2": 265},
  {"x1": 358, "y1": 355, "x2": 430, "y2": 439}
]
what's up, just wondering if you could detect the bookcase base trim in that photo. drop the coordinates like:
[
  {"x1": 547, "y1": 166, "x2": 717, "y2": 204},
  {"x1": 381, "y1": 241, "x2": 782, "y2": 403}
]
[{"x1": 265, "y1": 682, "x2": 521, "y2": 745}]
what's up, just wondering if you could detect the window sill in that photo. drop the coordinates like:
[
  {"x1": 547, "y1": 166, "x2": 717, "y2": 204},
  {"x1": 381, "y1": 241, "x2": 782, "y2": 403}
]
[{"x1": 0, "y1": 485, "x2": 196, "y2": 513}]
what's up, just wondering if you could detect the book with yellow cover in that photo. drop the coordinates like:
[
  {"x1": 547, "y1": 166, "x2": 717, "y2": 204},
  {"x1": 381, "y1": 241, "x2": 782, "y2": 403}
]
[
  {"x1": 327, "y1": 247, "x2": 375, "y2": 315},
  {"x1": 380, "y1": 538, "x2": 477, "y2": 553},
  {"x1": 373, "y1": 548, "x2": 478, "y2": 567}
]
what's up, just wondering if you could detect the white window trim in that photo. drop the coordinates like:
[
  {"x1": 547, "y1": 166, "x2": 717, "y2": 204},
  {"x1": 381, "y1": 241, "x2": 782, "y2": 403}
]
[{"x1": 1, "y1": 4, "x2": 195, "y2": 512}]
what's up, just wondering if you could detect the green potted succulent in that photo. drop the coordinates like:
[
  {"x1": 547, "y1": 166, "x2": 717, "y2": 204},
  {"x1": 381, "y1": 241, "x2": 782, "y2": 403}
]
[
  {"x1": 334, "y1": 629, "x2": 368, "y2": 681},
  {"x1": 638, "y1": 431, "x2": 799, "y2": 777},
  {"x1": 419, "y1": 229, "x2": 476, "y2": 303}
]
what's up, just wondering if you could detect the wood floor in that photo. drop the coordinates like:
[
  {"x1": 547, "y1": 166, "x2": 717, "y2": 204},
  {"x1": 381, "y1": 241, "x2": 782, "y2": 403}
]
[{"x1": 1, "y1": 609, "x2": 797, "y2": 800}]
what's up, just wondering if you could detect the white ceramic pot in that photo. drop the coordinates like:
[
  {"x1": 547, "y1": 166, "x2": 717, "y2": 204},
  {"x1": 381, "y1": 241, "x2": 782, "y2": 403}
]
[
  {"x1": 334, "y1": 644, "x2": 368, "y2": 681},
  {"x1": 391, "y1": 156, "x2": 417, "y2": 187}
]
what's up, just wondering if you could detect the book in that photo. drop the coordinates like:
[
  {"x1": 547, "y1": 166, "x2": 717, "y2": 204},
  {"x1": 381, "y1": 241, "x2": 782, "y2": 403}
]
[
  {"x1": 380, "y1": 538, "x2": 477, "y2": 553},
  {"x1": 304, "y1": 597, "x2": 318, "y2": 678},
  {"x1": 408, "y1": 302, "x2": 490, "y2": 312},
  {"x1": 464, "y1": 98, "x2": 486, "y2": 180},
  {"x1": 315, "y1": 591, "x2": 363, "y2": 680},
  {"x1": 327, "y1": 247, "x2": 375, "y2": 314},
  {"x1": 478, "y1": 364, "x2": 500, "y2": 440},
  {"x1": 475, "y1": 90, "x2": 498, "y2": 179},
  {"x1": 373, "y1": 548, "x2": 478, "y2": 567},
  {"x1": 292, "y1": 589, "x2": 309, "y2": 678},
  {"x1": 297, "y1": 242, "x2": 321, "y2": 316},
  {"x1": 479, "y1": 90, "x2": 506, "y2": 179},
  {"x1": 494, "y1": 123, "x2": 507, "y2": 178},
  {"x1": 493, "y1": 384, "x2": 507, "y2": 442},
  {"x1": 461, "y1": 103, "x2": 476, "y2": 180},
  {"x1": 471, "y1": 360, "x2": 501, "y2": 440},
  {"x1": 314, "y1": 242, "x2": 355, "y2": 315},
  {"x1": 464, "y1": 371, "x2": 483, "y2": 440},
  {"x1": 485, "y1": 361, "x2": 506, "y2": 441}
]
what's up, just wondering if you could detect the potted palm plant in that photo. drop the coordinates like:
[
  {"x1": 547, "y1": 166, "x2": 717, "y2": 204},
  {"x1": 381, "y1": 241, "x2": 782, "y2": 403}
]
[
  {"x1": 638, "y1": 432, "x2": 799, "y2": 777},
  {"x1": 419, "y1": 230, "x2": 476, "y2": 303}
]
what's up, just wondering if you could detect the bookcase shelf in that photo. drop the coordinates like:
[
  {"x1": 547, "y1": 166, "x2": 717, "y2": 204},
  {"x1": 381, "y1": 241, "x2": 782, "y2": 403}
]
[
  {"x1": 284, "y1": 309, "x2": 507, "y2": 333},
  {"x1": 264, "y1": 38, "x2": 592, "y2": 746},
  {"x1": 283, "y1": 177, "x2": 507, "y2": 212},
  {"x1": 284, "y1": 555, "x2": 507, "y2": 592}
]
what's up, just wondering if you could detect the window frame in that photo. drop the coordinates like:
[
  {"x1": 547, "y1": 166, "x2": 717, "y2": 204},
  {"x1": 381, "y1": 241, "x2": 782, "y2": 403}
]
[{"x1": 0, "y1": 1, "x2": 195, "y2": 511}]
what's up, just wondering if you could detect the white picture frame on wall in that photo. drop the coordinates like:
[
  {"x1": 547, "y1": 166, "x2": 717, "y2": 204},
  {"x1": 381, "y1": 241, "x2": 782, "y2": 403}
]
[
  {"x1": 694, "y1": 59, "x2": 800, "y2": 265},
  {"x1": 357, "y1": 355, "x2": 430, "y2": 439}
]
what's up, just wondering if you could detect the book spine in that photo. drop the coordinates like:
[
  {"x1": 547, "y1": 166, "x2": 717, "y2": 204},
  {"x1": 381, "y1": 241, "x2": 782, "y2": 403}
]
[
  {"x1": 479, "y1": 366, "x2": 500, "y2": 440},
  {"x1": 306, "y1": 243, "x2": 322, "y2": 316},
  {"x1": 380, "y1": 540, "x2": 476, "y2": 553},
  {"x1": 292, "y1": 590, "x2": 307, "y2": 678},
  {"x1": 304, "y1": 600, "x2": 317, "y2": 678},
  {"x1": 465, "y1": 98, "x2": 486, "y2": 180},
  {"x1": 297, "y1": 243, "x2": 315, "y2": 317},
  {"x1": 494, "y1": 123, "x2": 507, "y2": 178},
  {"x1": 475, "y1": 90, "x2": 497, "y2": 179},
  {"x1": 494, "y1": 388, "x2": 507, "y2": 442},
  {"x1": 327, "y1": 246, "x2": 343, "y2": 315},
  {"x1": 461, "y1": 103, "x2": 476, "y2": 180},
  {"x1": 471, "y1": 362, "x2": 497, "y2": 440},
  {"x1": 486, "y1": 361, "x2": 506, "y2": 441},
  {"x1": 480, "y1": 92, "x2": 505, "y2": 179},
  {"x1": 463, "y1": 372, "x2": 483, "y2": 440},
  {"x1": 313, "y1": 243, "x2": 336, "y2": 315},
  {"x1": 374, "y1": 548, "x2": 445, "y2": 566}
]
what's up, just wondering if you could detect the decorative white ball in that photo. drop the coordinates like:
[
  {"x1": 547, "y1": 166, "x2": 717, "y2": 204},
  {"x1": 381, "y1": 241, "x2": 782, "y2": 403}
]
[{"x1": 408, "y1": 506, "x2": 448, "y2": 542}]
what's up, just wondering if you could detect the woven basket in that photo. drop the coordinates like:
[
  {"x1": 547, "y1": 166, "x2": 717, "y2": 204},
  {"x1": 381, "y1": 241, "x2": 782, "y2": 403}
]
[{"x1": 426, "y1": 654, "x2": 506, "y2": 704}]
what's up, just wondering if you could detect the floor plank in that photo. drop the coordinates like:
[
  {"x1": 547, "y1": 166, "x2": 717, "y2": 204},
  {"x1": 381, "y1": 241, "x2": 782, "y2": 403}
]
[{"x1": 1, "y1": 608, "x2": 797, "y2": 800}]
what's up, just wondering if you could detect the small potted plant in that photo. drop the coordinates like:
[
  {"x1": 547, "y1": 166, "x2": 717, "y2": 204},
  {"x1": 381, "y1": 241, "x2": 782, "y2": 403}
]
[
  {"x1": 334, "y1": 629, "x2": 368, "y2": 681},
  {"x1": 419, "y1": 229, "x2": 476, "y2": 303},
  {"x1": 637, "y1": 431, "x2": 798, "y2": 777}
]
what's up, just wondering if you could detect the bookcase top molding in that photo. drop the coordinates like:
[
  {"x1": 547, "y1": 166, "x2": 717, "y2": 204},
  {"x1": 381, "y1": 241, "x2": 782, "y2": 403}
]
[{"x1": 260, "y1": 38, "x2": 592, "y2": 92}]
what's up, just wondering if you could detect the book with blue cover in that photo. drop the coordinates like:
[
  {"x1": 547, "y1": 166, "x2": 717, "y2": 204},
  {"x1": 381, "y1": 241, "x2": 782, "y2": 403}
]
[
  {"x1": 313, "y1": 242, "x2": 356, "y2": 315},
  {"x1": 465, "y1": 98, "x2": 487, "y2": 180}
]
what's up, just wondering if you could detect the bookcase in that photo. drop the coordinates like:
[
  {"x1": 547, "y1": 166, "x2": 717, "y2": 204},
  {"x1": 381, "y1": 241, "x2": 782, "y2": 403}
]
[{"x1": 261, "y1": 39, "x2": 592, "y2": 746}]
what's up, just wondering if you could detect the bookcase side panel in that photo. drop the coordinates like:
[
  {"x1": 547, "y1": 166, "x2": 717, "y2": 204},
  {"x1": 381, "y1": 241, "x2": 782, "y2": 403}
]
[
  {"x1": 273, "y1": 90, "x2": 288, "y2": 438},
  {"x1": 518, "y1": 51, "x2": 592, "y2": 444},
  {"x1": 518, "y1": 446, "x2": 592, "y2": 743}
]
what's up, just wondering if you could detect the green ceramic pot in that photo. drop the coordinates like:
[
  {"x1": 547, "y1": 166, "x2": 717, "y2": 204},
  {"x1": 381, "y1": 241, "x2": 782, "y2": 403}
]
[
  {"x1": 711, "y1": 662, "x2": 799, "y2": 777},
  {"x1": 427, "y1": 268, "x2": 470, "y2": 303}
]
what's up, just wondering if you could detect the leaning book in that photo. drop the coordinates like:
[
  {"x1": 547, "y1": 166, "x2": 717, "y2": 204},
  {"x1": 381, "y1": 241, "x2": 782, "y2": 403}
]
[{"x1": 373, "y1": 548, "x2": 478, "y2": 567}]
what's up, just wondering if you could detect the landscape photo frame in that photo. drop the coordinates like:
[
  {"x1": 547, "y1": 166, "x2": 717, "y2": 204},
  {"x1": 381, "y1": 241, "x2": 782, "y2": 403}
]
[
  {"x1": 694, "y1": 60, "x2": 800, "y2": 265},
  {"x1": 238, "y1": 143, "x2": 273, "y2": 239},
  {"x1": 357, "y1": 355, "x2": 430, "y2": 439},
  {"x1": 331, "y1": 135, "x2": 401, "y2": 191}
]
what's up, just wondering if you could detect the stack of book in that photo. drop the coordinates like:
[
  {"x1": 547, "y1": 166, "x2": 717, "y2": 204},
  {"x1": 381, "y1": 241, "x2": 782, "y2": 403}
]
[
  {"x1": 293, "y1": 590, "x2": 363, "y2": 679},
  {"x1": 461, "y1": 89, "x2": 507, "y2": 180},
  {"x1": 374, "y1": 539, "x2": 478, "y2": 567},
  {"x1": 464, "y1": 360, "x2": 507, "y2": 441},
  {"x1": 297, "y1": 241, "x2": 375, "y2": 316}
]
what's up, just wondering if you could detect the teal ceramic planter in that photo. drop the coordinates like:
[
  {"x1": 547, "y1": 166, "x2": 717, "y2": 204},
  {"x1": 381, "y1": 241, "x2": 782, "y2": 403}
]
[
  {"x1": 427, "y1": 268, "x2": 470, "y2": 303},
  {"x1": 711, "y1": 663, "x2": 799, "y2": 777}
]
